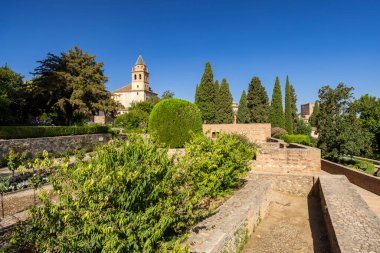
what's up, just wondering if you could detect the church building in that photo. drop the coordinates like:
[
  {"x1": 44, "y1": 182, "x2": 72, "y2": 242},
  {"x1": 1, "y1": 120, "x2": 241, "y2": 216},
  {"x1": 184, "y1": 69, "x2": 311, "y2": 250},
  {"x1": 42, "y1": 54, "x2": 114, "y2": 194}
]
[{"x1": 112, "y1": 55, "x2": 157, "y2": 114}]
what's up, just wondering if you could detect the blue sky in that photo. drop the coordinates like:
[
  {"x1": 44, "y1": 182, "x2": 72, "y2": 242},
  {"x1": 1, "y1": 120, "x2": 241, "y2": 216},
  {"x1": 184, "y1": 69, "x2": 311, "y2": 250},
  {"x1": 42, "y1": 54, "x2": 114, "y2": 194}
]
[{"x1": 2, "y1": 0, "x2": 380, "y2": 109}]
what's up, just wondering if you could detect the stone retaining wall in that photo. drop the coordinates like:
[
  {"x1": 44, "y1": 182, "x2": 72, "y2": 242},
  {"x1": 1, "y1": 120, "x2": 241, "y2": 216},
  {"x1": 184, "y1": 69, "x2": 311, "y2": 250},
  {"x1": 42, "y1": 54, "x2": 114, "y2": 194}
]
[
  {"x1": 321, "y1": 159, "x2": 380, "y2": 196},
  {"x1": 0, "y1": 133, "x2": 112, "y2": 158},
  {"x1": 319, "y1": 175, "x2": 380, "y2": 253},
  {"x1": 202, "y1": 124, "x2": 271, "y2": 143}
]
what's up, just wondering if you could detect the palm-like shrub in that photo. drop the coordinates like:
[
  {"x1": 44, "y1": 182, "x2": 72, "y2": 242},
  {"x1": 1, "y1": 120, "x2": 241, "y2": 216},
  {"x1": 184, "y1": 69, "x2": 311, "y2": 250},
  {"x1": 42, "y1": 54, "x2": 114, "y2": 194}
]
[{"x1": 148, "y1": 99, "x2": 202, "y2": 147}]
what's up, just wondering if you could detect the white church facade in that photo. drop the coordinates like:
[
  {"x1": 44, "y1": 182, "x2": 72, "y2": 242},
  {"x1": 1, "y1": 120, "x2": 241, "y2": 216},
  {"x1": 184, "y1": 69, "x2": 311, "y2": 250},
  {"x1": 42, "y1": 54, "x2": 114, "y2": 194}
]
[{"x1": 112, "y1": 55, "x2": 157, "y2": 114}]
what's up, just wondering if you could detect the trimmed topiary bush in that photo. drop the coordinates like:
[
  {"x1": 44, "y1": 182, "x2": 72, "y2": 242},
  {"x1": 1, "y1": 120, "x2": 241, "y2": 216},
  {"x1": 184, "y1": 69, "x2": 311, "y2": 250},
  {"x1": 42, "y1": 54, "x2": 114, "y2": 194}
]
[{"x1": 148, "y1": 98, "x2": 202, "y2": 147}]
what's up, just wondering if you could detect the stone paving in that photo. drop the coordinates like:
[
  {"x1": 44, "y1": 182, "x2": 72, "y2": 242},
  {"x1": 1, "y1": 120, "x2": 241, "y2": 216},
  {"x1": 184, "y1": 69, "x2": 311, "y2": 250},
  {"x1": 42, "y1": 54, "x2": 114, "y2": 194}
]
[{"x1": 319, "y1": 175, "x2": 380, "y2": 253}]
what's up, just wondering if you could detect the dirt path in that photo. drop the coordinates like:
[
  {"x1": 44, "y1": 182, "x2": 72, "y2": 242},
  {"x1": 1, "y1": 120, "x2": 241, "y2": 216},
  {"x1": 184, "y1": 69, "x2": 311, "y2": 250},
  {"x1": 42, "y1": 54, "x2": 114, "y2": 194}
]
[{"x1": 242, "y1": 191, "x2": 330, "y2": 253}]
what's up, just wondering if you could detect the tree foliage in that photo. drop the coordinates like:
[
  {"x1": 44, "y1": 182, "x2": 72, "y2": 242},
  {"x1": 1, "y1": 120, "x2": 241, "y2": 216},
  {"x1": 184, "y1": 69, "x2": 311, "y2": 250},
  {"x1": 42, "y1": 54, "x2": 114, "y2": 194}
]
[
  {"x1": 309, "y1": 101, "x2": 319, "y2": 127},
  {"x1": 148, "y1": 99, "x2": 202, "y2": 147},
  {"x1": 161, "y1": 90, "x2": 175, "y2": 99},
  {"x1": 316, "y1": 83, "x2": 372, "y2": 158},
  {"x1": 269, "y1": 77, "x2": 284, "y2": 128},
  {"x1": 290, "y1": 84, "x2": 298, "y2": 131},
  {"x1": 195, "y1": 63, "x2": 217, "y2": 123},
  {"x1": 31, "y1": 46, "x2": 119, "y2": 125},
  {"x1": 237, "y1": 90, "x2": 250, "y2": 123},
  {"x1": 215, "y1": 79, "x2": 234, "y2": 124},
  {"x1": 246, "y1": 76, "x2": 270, "y2": 123},
  {"x1": 9, "y1": 134, "x2": 255, "y2": 252},
  {"x1": 284, "y1": 76, "x2": 293, "y2": 134}
]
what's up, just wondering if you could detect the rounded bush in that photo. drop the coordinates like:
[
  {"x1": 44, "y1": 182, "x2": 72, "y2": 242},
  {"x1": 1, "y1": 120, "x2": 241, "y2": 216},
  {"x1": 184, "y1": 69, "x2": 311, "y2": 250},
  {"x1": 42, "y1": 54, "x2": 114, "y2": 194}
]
[
  {"x1": 148, "y1": 98, "x2": 202, "y2": 147},
  {"x1": 271, "y1": 127, "x2": 288, "y2": 138}
]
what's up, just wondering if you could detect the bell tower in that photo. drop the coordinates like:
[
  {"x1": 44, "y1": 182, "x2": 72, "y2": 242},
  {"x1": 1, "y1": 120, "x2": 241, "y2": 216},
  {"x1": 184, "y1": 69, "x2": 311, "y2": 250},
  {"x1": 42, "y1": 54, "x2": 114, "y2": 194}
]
[{"x1": 131, "y1": 55, "x2": 149, "y2": 91}]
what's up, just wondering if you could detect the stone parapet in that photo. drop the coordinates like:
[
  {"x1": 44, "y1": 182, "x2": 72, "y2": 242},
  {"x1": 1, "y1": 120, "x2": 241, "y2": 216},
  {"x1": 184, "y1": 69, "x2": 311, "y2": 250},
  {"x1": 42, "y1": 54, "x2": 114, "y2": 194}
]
[
  {"x1": 319, "y1": 175, "x2": 380, "y2": 253},
  {"x1": 202, "y1": 124, "x2": 271, "y2": 143}
]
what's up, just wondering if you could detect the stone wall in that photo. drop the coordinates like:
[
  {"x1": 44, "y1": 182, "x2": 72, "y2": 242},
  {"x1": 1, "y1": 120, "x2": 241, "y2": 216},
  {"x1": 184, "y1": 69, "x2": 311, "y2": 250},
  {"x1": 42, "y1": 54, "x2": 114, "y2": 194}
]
[
  {"x1": 0, "y1": 133, "x2": 112, "y2": 158},
  {"x1": 202, "y1": 123, "x2": 271, "y2": 143},
  {"x1": 321, "y1": 159, "x2": 380, "y2": 196},
  {"x1": 319, "y1": 175, "x2": 380, "y2": 253},
  {"x1": 252, "y1": 143, "x2": 321, "y2": 173}
]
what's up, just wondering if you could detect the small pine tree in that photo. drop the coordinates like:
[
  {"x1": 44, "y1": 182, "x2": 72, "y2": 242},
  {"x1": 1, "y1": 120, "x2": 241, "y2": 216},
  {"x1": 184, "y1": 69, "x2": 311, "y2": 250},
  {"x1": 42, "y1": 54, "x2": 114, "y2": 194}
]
[
  {"x1": 284, "y1": 76, "x2": 293, "y2": 134},
  {"x1": 195, "y1": 63, "x2": 217, "y2": 123},
  {"x1": 247, "y1": 76, "x2": 270, "y2": 123},
  {"x1": 270, "y1": 76, "x2": 285, "y2": 128},
  {"x1": 215, "y1": 79, "x2": 234, "y2": 123},
  {"x1": 237, "y1": 90, "x2": 250, "y2": 123}
]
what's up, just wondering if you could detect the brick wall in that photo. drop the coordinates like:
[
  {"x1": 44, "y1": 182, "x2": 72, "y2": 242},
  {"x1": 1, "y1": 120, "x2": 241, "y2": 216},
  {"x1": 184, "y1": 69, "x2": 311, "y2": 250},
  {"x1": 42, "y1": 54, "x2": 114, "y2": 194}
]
[
  {"x1": 321, "y1": 159, "x2": 380, "y2": 196},
  {"x1": 202, "y1": 123, "x2": 271, "y2": 143}
]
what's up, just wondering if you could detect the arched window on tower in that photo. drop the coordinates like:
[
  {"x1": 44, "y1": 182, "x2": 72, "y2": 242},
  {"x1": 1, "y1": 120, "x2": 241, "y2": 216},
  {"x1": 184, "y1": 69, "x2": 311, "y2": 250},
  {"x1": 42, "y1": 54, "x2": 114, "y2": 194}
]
[
  {"x1": 139, "y1": 74, "x2": 142, "y2": 79},
  {"x1": 134, "y1": 74, "x2": 137, "y2": 80}
]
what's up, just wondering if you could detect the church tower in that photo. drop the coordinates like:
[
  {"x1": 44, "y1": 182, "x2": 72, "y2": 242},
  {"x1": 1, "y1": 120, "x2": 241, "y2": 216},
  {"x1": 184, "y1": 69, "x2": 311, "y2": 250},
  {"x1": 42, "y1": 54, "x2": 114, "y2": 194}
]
[{"x1": 131, "y1": 55, "x2": 149, "y2": 91}]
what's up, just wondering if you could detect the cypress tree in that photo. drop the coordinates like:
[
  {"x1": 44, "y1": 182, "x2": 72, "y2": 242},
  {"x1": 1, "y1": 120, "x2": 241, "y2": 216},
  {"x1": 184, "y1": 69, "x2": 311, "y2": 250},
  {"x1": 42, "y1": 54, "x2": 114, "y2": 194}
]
[
  {"x1": 215, "y1": 78, "x2": 234, "y2": 123},
  {"x1": 195, "y1": 84, "x2": 199, "y2": 104},
  {"x1": 290, "y1": 84, "x2": 298, "y2": 131},
  {"x1": 195, "y1": 62, "x2": 217, "y2": 123},
  {"x1": 237, "y1": 90, "x2": 250, "y2": 123},
  {"x1": 309, "y1": 101, "x2": 319, "y2": 127},
  {"x1": 270, "y1": 76, "x2": 285, "y2": 128},
  {"x1": 284, "y1": 76, "x2": 293, "y2": 134},
  {"x1": 246, "y1": 76, "x2": 270, "y2": 123},
  {"x1": 214, "y1": 80, "x2": 220, "y2": 93}
]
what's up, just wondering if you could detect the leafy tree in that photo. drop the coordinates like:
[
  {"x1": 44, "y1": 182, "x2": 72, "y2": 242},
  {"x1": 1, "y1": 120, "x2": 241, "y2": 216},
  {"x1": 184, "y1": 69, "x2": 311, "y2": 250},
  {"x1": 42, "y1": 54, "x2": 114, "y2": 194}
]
[
  {"x1": 284, "y1": 76, "x2": 293, "y2": 134},
  {"x1": 354, "y1": 95, "x2": 380, "y2": 153},
  {"x1": 237, "y1": 90, "x2": 250, "y2": 123},
  {"x1": 0, "y1": 66, "x2": 28, "y2": 124},
  {"x1": 31, "y1": 47, "x2": 119, "y2": 125},
  {"x1": 290, "y1": 85, "x2": 298, "y2": 131},
  {"x1": 194, "y1": 84, "x2": 199, "y2": 104},
  {"x1": 309, "y1": 101, "x2": 319, "y2": 127},
  {"x1": 215, "y1": 79, "x2": 234, "y2": 124},
  {"x1": 195, "y1": 62, "x2": 217, "y2": 123},
  {"x1": 316, "y1": 83, "x2": 372, "y2": 159},
  {"x1": 161, "y1": 90, "x2": 175, "y2": 99},
  {"x1": 295, "y1": 119, "x2": 311, "y2": 136},
  {"x1": 269, "y1": 77, "x2": 285, "y2": 128},
  {"x1": 246, "y1": 76, "x2": 270, "y2": 123}
]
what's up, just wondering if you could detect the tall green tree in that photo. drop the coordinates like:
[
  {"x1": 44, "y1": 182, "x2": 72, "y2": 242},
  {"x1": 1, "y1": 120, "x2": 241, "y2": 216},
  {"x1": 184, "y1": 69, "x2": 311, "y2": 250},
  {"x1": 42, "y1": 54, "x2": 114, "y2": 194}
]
[
  {"x1": 195, "y1": 84, "x2": 199, "y2": 104},
  {"x1": 0, "y1": 66, "x2": 28, "y2": 124},
  {"x1": 316, "y1": 83, "x2": 372, "y2": 159},
  {"x1": 309, "y1": 101, "x2": 319, "y2": 127},
  {"x1": 246, "y1": 76, "x2": 270, "y2": 123},
  {"x1": 195, "y1": 62, "x2": 217, "y2": 123},
  {"x1": 215, "y1": 79, "x2": 234, "y2": 123},
  {"x1": 237, "y1": 90, "x2": 250, "y2": 123},
  {"x1": 284, "y1": 76, "x2": 293, "y2": 134},
  {"x1": 269, "y1": 77, "x2": 285, "y2": 128},
  {"x1": 290, "y1": 84, "x2": 298, "y2": 131},
  {"x1": 31, "y1": 47, "x2": 119, "y2": 125}
]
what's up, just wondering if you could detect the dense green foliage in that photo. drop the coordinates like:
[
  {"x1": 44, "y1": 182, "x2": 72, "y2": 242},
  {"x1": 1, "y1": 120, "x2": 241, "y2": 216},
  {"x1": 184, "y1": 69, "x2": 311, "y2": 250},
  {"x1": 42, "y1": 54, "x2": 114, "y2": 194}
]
[
  {"x1": 281, "y1": 134, "x2": 312, "y2": 146},
  {"x1": 161, "y1": 90, "x2": 175, "y2": 99},
  {"x1": 195, "y1": 63, "x2": 217, "y2": 123},
  {"x1": 0, "y1": 125, "x2": 109, "y2": 139},
  {"x1": 340, "y1": 158, "x2": 377, "y2": 176},
  {"x1": 148, "y1": 99, "x2": 202, "y2": 147},
  {"x1": 284, "y1": 76, "x2": 293, "y2": 134},
  {"x1": 246, "y1": 76, "x2": 270, "y2": 123},
  {"x1": 269, "y1": 77, "x2": 284, "y2": 128},
  {"x1": 309, "y1": 101, "x2": 319, "y2": 127},
  {"x1": 237, "y1": 90, "x2": 250, "y2": 123},
  {"x1": 316, "y1": 83, "x2": 372, "y2": 159},
  {"x1": 289, "y1": 84, "x2": 298, "y2": 132},
  {"x1": 215, "y1": 79, "x2": 234, "y2": 123},
  {"x1": 0, "y1": 66, "x2": 29, "y2": 124},
  {"x1": 294, "y1": 119, "x2": 311, "y2": 136},
  {"x1": 8, "y1": 133, "x2": 256, "y2": 252}
]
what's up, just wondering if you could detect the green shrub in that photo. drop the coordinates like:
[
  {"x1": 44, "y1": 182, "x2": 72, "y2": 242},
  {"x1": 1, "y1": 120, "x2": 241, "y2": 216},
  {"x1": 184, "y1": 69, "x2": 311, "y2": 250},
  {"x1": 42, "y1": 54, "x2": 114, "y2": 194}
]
[
  {"x1": 8, "y1": 133, "x2": 255, "y2": 252},
  {"x1": 114, "y1": 109, "x2": 149, "y2": 131},
  {"x1": 148, "y1": 98, "x2": 202, "y2": 148},
  {"x1": 281, "y1": 134, "x2": 312, "y2": 146},
  {"x1": 352, "y1": 160, "x2": 375, "y2": 174},
  {"x1": 271, "y1": 127, "x2": 288, "y2": 138},
  {"x1": 0, "y1": 125, "x2": 109, "y2": 139}
]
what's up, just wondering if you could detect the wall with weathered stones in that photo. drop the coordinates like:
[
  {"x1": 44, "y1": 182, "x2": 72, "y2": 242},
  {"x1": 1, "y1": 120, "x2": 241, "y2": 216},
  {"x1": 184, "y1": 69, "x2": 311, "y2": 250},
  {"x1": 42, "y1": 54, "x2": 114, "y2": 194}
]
[
  {"x1": 321, "y1": 159, "x2": 380, "y2": 196},
  {"x1": 319, "y1": 175, "x2": 380, "y2": 253},
  {"x1": 252, "y1": 143, "x2": 321, "y2": 173},
  {"x1": 202, "y1": 124, "x2": 271, "y2": 143},
  {"x1": 0, "y1": 133, "x2": 112, "y2": 158}
]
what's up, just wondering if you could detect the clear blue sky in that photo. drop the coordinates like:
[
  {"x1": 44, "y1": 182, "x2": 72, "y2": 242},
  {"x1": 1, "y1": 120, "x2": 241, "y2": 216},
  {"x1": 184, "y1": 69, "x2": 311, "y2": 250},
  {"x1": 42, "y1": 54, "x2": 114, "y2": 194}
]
[{"x1": 2, "y1": 0, "x2": 380, "y2": 109}]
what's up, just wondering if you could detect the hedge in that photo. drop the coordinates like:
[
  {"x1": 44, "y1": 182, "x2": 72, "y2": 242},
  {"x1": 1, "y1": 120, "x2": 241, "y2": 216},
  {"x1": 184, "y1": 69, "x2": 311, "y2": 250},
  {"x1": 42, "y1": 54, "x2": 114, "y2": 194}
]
[
  {"x1": 148, "y1": 98, "x2": 202, "y2": 148},
  {"x1": 0, "y1": 125, "x2": 110, "y2": 139},
  {"x1": 281, "y1": 134, "x2": 311, "y2": 146}
]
